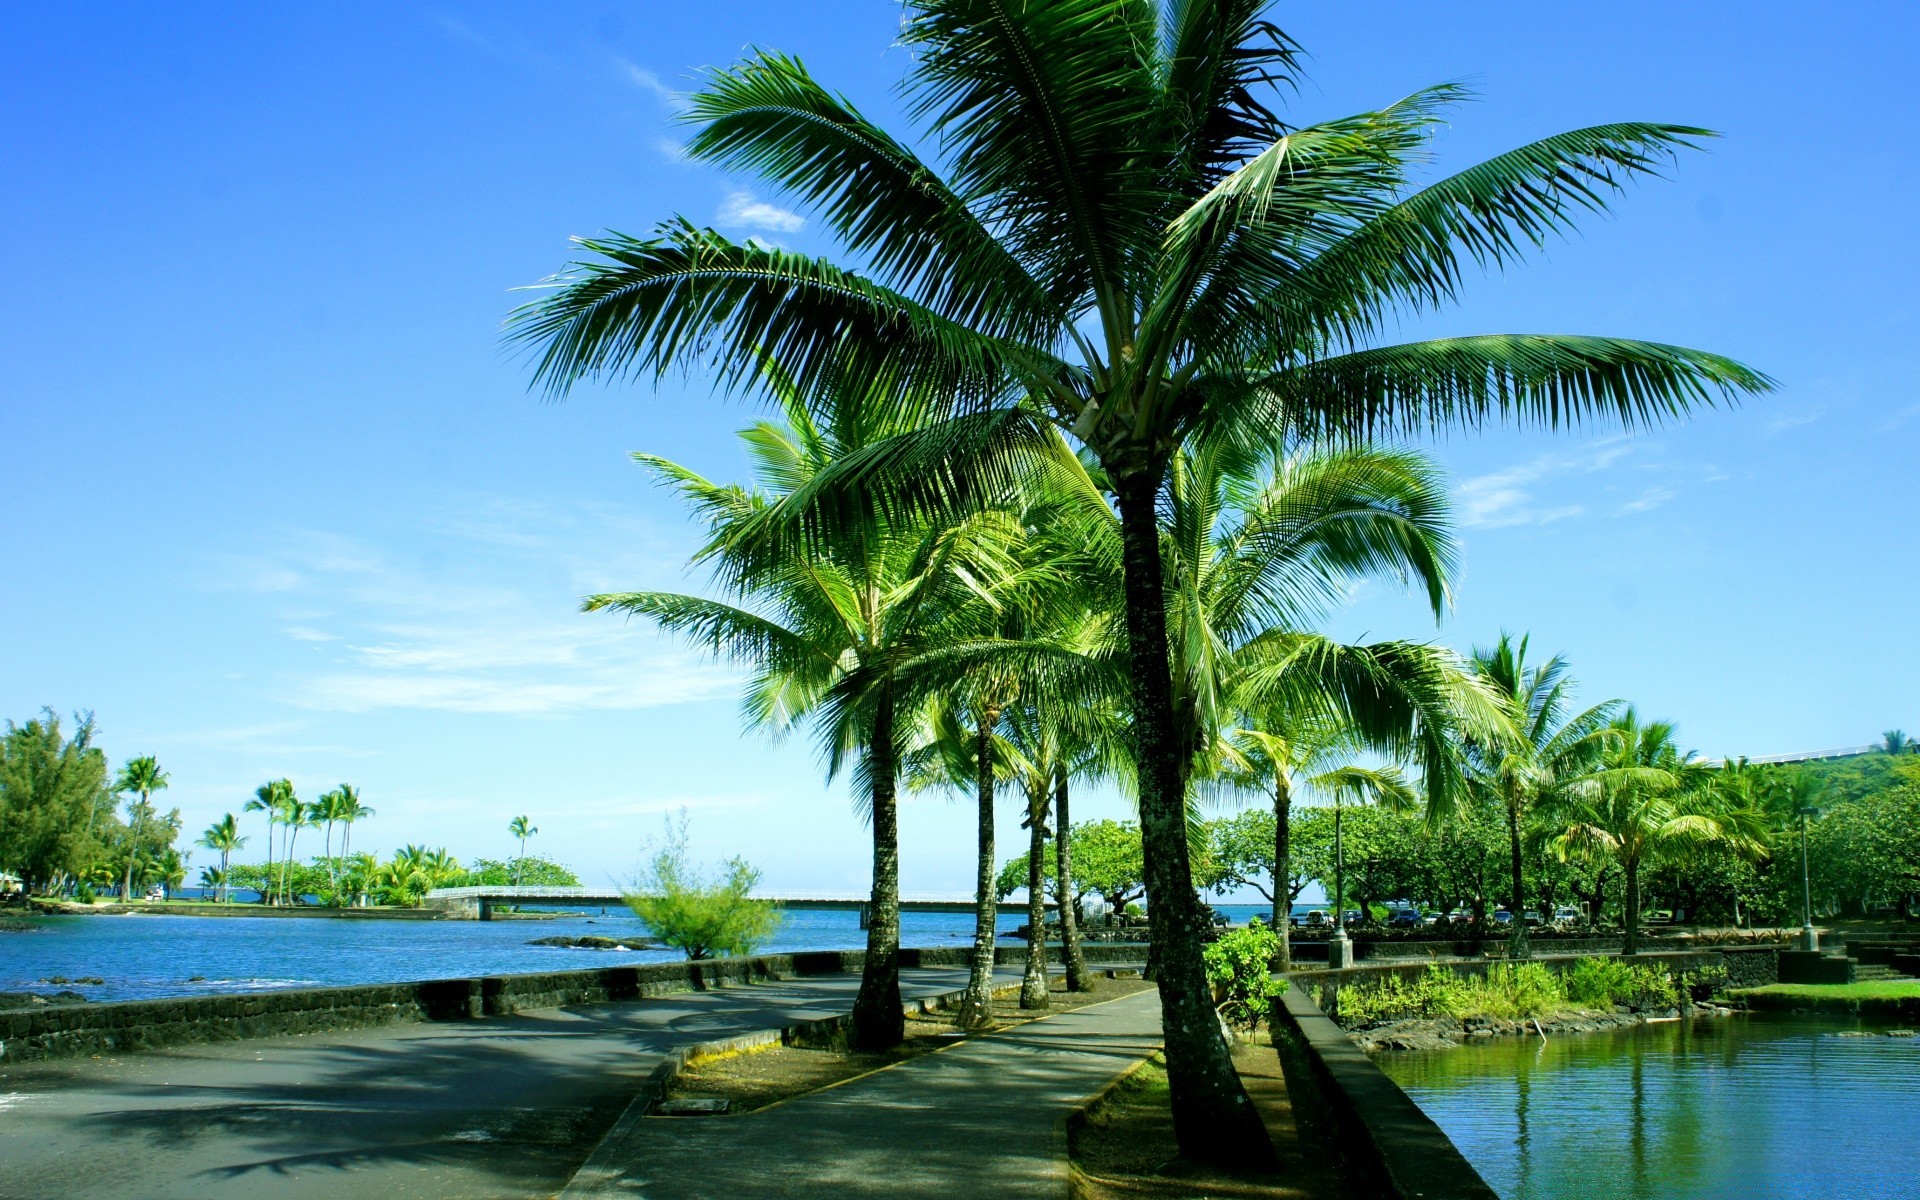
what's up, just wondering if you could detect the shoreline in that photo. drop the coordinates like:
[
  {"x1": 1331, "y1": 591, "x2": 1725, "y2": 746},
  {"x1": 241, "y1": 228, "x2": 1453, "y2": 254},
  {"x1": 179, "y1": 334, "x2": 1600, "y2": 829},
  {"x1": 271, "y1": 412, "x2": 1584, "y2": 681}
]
[
  {"x1": 24, "y1": 900, "x2": 450, "y2": 921},
  {"x1": 1348, "y1": 1001, "x2": 1741, "y2": 1053}
]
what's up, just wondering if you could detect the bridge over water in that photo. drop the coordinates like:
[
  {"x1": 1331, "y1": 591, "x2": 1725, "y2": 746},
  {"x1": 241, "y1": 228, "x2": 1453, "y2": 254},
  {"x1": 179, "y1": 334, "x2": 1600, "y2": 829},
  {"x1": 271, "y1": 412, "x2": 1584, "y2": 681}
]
[{"x1": 423, "y1": 885, "x2": 1038, "y2": 923}]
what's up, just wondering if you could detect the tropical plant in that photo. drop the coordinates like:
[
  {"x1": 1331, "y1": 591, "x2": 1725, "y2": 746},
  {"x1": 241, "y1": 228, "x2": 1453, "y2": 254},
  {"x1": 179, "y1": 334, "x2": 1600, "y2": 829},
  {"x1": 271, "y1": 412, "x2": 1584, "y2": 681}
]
[
  {"x1": 243, "y1": 780, "x2": 293, "y2": 904},
  {"x1": 114, "y1": 756, "x2": 169, "y2": 900},
  {"x1": 508, "y1": 815, "x2": 538, "y2": 885},
  {"x1": 1203, "y1": 920, "x2": 1282, "y2": 1028},
  {"x1": 580, "y1": 382, "x2": 1024, "y2": 1048},
  {"x1": 624, "y1": 811, "x2": 783, "y2": 960},
  {"x1": 1885, "y1": 730, "x2": 1914, "y2": 756},
  {"x1": 510, "y1": 3, "x2": 1770, "y2": 1156},
  {"x1": 196, "y1": 814, "x2": 247, "y2": 903}
]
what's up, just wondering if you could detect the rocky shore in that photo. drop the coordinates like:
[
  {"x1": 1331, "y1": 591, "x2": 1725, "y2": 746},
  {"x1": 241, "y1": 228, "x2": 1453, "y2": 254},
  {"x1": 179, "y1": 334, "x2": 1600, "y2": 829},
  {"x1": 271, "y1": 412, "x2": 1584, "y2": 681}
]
[
  {"x1": 527, "y1": 935, "x2": 661, "y2": 951},
  {"x1": 1348, "y1": 1001, "x2": 1739, "y2": 1053}
]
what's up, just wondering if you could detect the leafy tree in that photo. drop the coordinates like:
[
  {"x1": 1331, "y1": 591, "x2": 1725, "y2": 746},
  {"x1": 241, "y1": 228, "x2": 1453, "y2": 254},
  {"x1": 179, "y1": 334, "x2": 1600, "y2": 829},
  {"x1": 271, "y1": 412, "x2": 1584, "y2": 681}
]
[
  {"x1": 197, "y1": 814, "x2": 247, "y2": 902},
  {"x1": 0, "y1": 711, "x2": 114, "y2": 891},
  {"x1": 511, "y1": 3, "x2": 1767, "y2": 1157},
  {"x1": 1883, "y1": 730, "x2": 1914, "y2": 756},
  {"x1": 624, "y1": 812, "x2": 782, "y2": 960},
  {"x1": 114, "y1": 756, "x2": 169, "y2": 900},
  {"x1": 465, "y1": 856, "x2": 582, "y2": 888}
]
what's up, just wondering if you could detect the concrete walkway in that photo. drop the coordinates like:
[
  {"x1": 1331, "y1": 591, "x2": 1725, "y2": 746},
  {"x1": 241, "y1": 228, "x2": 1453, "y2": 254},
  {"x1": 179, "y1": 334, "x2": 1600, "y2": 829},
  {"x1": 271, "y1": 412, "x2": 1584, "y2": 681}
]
[
  {"x1": 0, "y1": 966, "x2": 1015, "y2": 1200},
  {"x1": 565, "y1": 988, "x2": 1165, "y2": 1200}
]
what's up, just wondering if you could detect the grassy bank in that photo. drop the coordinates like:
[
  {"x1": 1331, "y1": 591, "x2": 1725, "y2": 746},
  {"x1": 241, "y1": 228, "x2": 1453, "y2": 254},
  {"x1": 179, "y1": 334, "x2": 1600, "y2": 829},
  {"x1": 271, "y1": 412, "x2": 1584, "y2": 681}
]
[
  {"x1": 1323, "y1": 958, "x2": 1713, "y2": 1026},
  {"x1": 1733, "y1": 980, "x2": 1920, "y2": 1018}
]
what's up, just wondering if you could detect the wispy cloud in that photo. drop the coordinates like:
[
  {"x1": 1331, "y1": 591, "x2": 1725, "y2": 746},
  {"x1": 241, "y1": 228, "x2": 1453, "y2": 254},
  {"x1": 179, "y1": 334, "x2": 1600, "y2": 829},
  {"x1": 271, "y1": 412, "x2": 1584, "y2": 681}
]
[
  {"x1": 718, "y1": 191, "x2": 805, "y2": 235},
  {"x1": 1764, "y1": 403, "x2": 1826, "y2": 434},
  {"x1": 1617, "y1": 486, "x2": 1677, "y2": 515},
  {"x1": 1456, "y1": 440, "x2": 1649, "y2": 529},
  {"x1": 617, "y1": 59, "x2": 682, "y2": 108},
  {"x1": 217, "y1": 497, "x2": 736, "y2": 717}
]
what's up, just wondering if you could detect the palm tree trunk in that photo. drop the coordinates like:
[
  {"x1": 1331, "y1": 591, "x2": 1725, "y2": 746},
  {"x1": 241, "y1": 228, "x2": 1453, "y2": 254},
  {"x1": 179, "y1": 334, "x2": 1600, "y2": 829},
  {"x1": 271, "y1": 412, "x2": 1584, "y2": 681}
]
[
  {"x1": 851, "y1": 684, "x2": 904, "y2": 1050},
  {"x1": 1272, "y1": 774, "x2": 1292, "y2": 972},
  {"x1": 1623, "y1": 858, "x2": 1641, "y2": 955},
  {"x1": 284, "y1": 826, "x2": 302, "y2": 905},
  {"x1": 262, "y1": 816, "x2": 275, "y2": 905},
  {"x1": 1020, "y1": 779, "x2": 1050, "y2": 1010},
  {"x1": 956, "y1": 708, "x2": 1000, "y2": 1030},
  {"x1": 1112, "y1": 469, "x2": 1271, "y2": 1166},
  {"x1": 1506, "y1": 793, "x2": 1530, "y2": 959},
  {"x1": 1054, "y1": 765, "x2": 1089, "y2": 992}
]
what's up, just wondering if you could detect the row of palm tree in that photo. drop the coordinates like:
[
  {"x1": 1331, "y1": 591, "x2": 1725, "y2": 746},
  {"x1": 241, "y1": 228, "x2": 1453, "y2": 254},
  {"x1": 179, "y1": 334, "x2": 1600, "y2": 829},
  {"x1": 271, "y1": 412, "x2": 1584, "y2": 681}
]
[
  {"x1": 227, "y1": 781, "x2": 373, "y2": 905},
  {"x1": 510, "y1": 1, "x2": 1769, "y2": 1163}
]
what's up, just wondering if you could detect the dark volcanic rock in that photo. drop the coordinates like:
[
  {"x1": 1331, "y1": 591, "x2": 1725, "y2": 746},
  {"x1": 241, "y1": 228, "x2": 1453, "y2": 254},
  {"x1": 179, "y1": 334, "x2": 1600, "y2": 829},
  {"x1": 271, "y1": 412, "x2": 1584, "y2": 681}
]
[
  {"x1": 528, "y1": 935, "x2": 660, "y2": 951},
  {"x1": 0, "y1": 990, "x2": 89, "y2": 1010}
]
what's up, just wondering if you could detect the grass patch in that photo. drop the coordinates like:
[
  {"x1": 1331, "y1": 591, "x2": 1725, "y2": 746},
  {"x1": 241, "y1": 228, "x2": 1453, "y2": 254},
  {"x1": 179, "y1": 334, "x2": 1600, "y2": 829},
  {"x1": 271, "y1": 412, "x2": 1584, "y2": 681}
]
[
  {"x1": 1069, "y1": 1035, "x2": 1334, "y2": 1199},
  {"x1": 1325, "y1": 958, "x2": 1703, "y2": 1026},
  {"x1": 1735, "y1": 981, "x2": 1920, "y2": 1002},
  {"x1": 664, "y1": 974, "x2": 1151, "y2": 1115}
]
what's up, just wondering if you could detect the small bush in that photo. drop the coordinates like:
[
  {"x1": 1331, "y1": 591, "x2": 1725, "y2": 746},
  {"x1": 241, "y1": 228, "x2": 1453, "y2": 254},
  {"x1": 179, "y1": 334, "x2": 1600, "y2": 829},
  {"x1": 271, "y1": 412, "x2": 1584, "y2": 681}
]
[
  {"x1": 1334, "y1": 957, "x2": 1696, "y2": 1027},
  {"x1": 625, "y1": 811, "x2": 782, "y2": 960},
  {"x1": 1203, "y1": 920, "x2": 1281, "y2": 1028},
  {"x1": 1564, "y1": 957, "x2": 1678, "y2": 1010}
]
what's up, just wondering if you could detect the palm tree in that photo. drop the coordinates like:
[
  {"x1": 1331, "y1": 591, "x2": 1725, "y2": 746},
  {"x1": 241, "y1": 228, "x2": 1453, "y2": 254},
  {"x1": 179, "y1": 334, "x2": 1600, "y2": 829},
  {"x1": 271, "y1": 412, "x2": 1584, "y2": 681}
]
[
  {"x1": 904, "y1": 692, "x2": 1013, "y2": 1029},
  {"x1": 114, "y1": 756, "x2": 169, "y2": 900},
  {"x1": 337, "y1": 788, "x2": 374, "y2": 903},
  {"x1": 1465, "y1": 635, "x2": 1618, "y2": 957},
  {"x1": 197, "y1": 814, "x2": 247, "y2": 903},
  {"x1": 1885, "y1": 730, "x2": 1914, "y2": 756},
  {"x1": 1542, "y1": 711, "x2": 1765, "y2": 953},
  {"x1": 511, "y1": 5, "x2": 1769, "y2": 1157},
  {"x1": 242, "y1": 780, "x2": 288, "y2": 904},
  {"x1": 508, "y1": 815, "x2": 538, "y2": 885},
  {"x1": 579, "y1": 384, "x2": 1024, "y2": 1049},
  {"x1": 278, "y1": 791, "x2": 312, "y2": 905}
]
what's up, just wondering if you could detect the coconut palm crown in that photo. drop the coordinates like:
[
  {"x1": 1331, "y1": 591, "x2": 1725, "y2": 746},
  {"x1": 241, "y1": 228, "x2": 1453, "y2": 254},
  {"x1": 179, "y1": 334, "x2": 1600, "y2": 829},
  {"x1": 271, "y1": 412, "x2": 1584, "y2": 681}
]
[{"x1": 510, "y1": 1, "x2": 1770, "y2": 1160}]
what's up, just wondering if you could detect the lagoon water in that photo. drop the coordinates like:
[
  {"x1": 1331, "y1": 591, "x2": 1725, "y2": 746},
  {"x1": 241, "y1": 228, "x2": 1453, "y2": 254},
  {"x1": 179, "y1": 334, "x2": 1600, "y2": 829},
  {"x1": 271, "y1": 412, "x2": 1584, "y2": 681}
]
[
  {"x1": 0, "y1": 907, "x2": 1031, "y2": 1002},
  {"x1": 1379, "y1": 1013, "x2": 1920, "y2": 1200}
]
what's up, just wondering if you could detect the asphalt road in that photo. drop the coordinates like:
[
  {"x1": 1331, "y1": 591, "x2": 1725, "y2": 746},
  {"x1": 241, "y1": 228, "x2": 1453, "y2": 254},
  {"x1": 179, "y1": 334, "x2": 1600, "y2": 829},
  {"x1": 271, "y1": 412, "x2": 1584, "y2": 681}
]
[{"x1": 0, "y1": 966, "x2": 1004, "y2": 1200}]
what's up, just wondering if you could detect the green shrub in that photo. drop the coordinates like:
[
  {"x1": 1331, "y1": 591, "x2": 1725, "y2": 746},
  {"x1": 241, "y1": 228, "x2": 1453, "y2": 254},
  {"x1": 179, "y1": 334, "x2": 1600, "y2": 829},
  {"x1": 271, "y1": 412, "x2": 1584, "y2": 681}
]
[
  {"x1": 1203, "y1": 920, "x2": 1281, "y2": 1028},
  {"x1": 1563, "y1": 957, "x2": 1678, "y2": 1010}
]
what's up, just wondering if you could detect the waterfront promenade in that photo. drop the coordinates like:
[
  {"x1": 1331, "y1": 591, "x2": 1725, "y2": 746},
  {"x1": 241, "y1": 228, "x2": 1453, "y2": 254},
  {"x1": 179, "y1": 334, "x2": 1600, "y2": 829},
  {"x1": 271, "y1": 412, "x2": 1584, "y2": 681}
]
[{"x1": 0, "y1": 965, "x2": 1018, "y2": 1199}]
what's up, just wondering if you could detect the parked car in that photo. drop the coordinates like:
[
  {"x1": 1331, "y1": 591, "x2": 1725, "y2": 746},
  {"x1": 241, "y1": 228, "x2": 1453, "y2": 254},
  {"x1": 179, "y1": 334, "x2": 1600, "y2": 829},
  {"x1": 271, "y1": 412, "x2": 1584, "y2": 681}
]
[
  {"x1": 1301, "y1": 909, "x2": 1329, "y2": 928},
  {"x1": 1492, "y1": 909, "x2": 1514, "y2": 925},
  {"x1": 1387, "y1": 908, "x2": 1423, "y2": 928},
  {"x1": 1207, "y1": 907, "x2": 1231, "y2": 928}
]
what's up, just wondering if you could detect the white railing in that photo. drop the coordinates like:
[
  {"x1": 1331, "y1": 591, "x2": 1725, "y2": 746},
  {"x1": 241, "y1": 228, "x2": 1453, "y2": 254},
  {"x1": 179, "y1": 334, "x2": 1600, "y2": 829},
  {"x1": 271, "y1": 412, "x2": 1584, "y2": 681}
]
[
  {"x1": 423, "y1": 885, "x2": 990, "y2": 905},
  {"x1": 1711, "y1": 744, "x2": 1882, "y2": 767}
]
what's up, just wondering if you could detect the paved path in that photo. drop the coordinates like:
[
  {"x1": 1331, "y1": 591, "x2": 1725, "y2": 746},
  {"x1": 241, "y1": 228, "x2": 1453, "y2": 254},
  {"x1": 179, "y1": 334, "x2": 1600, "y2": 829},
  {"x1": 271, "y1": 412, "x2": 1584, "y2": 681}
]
[
  {"x1": 565, "y1": 988, "x2": 1165, "y2": 1200},
  {"x1": 0, "y1": 967, "x2": 1016, "y2": 1200}
]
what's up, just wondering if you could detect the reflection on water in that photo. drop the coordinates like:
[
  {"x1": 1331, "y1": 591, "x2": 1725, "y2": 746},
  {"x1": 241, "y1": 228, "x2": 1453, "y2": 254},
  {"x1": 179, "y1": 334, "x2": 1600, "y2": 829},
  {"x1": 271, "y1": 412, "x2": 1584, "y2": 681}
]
[
  {"x1": 0, "y1": 907, "x2": 1029, "y2": 1002},
  {"x1": 1377, "y1": 1014, "x2": 1920, "y2": 1200}
]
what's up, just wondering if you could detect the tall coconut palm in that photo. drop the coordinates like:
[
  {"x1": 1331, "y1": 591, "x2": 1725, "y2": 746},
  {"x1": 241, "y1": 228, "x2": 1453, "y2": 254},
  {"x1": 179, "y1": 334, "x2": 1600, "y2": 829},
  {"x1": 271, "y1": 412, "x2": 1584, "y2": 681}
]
[
  {"x1": 197, "y1": 814, "x2": 247, "y2": 903},
  {"x1": 279, "y1": 795, "x2": 314, "y2": 905},
  {"x1": 508, "y1": 815, "x2": 538, "y2": 885},
  {"x1": 583, "y1": 383, "x2": 1026, "y2": 1049},
  {"x1": 1464, "y1": 635, "x2": 1619, "y2": 958},
  {"x1": 337, "y1": 788, "x2": 374, "y2": 902},
  {"x1": 511, "y1": 4, "x2": 1768, "y2": 1156},
  {"x1": 1541, "y1": 711, "x2": 1765, "y2": 953},
  {"x1": 242, "y1": 780, "x2": 289, "y2": 904},
  {"x1": 114, "y1": 756, "x2": 169, "y2": 900}
]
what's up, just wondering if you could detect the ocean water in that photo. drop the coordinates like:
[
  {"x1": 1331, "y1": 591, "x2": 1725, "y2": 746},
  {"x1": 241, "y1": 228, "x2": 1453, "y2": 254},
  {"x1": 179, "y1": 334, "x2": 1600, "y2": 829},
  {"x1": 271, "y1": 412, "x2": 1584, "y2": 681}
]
[
  {"x1": 1379, "y1": 1013, "x2": 1920, "y2": 1200},
  {"x1": 0, "y1": 906, "x2": 1029, "y2": 1002}
]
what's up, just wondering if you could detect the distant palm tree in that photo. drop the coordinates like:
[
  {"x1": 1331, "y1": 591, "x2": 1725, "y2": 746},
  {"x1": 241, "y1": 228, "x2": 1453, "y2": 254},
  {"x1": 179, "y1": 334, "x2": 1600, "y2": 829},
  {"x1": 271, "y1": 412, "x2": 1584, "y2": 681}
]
[
  {"x1": 242, "y1": 780, "x2": 288, "y2": 903},
  {"x1": 114, "y1": 757, "x2": 169, "y2": 900},
  {"x1": 197, "y1": 814, "x2": 247, "y2": 903},
  {"x1": 1885, "y1": 730, "x2": 1914, "y2": 756},
  {"x1": 508, "y1": 815, "x2": 538, "y2": 885},
  {"x1": 278, "y1": 791, "x2": 312, "y2": 904},
  {"x1": 336, "y1": 788, "x2": 374, "y2": 903},
  {"x1": 1465, "y1": 636, "x2": 1618, "y2": 957},
  {"x1": 1542, "y1": 711, "x2": 1765, "y2": 953}
]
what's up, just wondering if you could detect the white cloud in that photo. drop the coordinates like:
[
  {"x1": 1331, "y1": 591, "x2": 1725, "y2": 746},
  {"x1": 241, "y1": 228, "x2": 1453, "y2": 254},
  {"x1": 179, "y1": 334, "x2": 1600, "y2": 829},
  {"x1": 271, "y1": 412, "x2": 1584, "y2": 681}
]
[
  {"x1": 1617, "y1": 486, "x2": 1677, "y2": 515},
  {"x1": 1764, "y1": 404, "x2": 1825, "y2": 434},
  {"x1": 717, "y1": 191, "x2": 805, "y2": 234},
  {"x1": 654, "y1": 137, "x2": 689, "y2": 164},
  {"x1": 1456, "y1": 439, "x2": 1642, "y2": 529}
]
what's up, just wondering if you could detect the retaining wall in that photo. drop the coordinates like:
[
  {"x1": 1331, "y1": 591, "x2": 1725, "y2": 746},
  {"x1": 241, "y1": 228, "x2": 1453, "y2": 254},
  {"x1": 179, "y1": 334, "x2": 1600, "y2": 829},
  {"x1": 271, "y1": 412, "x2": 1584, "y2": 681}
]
[
  {"x1": 1269, "y1": 984, "x2": 1499, "y2": 1200},
  {"x1": 0, "y1": 941, "x2": 1145, "y2": 1064}
]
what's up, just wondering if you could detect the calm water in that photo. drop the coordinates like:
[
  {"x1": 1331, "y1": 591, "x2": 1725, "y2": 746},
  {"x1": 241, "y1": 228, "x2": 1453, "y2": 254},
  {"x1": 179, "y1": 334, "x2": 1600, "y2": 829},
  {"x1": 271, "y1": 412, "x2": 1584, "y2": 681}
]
[
  {"x1": 0, "y1": 907, "x2": 1028, "y2": 1002},
  {"x1": 1378, "y1": 1014, "x2": 1920, "y2": 1200}
]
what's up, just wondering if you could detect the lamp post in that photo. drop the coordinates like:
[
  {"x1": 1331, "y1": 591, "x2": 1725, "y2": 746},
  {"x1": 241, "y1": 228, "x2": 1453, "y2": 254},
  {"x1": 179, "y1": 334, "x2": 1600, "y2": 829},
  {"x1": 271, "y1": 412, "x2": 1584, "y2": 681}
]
[
  {"x1": 1328, "y1": 797, "x2": 1353, "y2": 969},
  {"x1": 1796, "y1": 804, "x2": 1820, "y2": 952}
]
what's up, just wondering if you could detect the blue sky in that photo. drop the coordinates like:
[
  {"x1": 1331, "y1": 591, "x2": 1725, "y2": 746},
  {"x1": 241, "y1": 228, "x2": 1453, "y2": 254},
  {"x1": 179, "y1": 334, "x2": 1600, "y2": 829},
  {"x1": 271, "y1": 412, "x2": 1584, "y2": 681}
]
[{"x1": 2, "y1": 2, "x2": 1914, "y2": 895}]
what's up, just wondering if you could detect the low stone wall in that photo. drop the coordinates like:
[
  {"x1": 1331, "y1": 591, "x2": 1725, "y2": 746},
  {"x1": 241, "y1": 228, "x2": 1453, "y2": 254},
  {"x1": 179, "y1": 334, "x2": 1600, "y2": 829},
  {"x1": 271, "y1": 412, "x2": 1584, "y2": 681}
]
[
  {"x1": 1269, "y1": 984, "x2": 1499, "y2": 1200},
  {"x1": 1288, "y1": 934, "x2": 1749, "y2": 963},
  {"x1": 0, "y1": 942, "x2": 1146, "y2": 1064},
  {"x1": 1778, "y1": 950, "x2": 1853, "y2": 985}
]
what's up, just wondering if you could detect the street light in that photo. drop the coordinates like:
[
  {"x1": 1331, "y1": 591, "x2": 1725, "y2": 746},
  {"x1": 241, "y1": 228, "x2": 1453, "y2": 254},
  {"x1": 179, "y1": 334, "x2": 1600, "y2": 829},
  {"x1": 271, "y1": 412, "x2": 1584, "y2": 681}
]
[{"x1": 1796, "y1": 804, "x2": 1820, "y2": 952}]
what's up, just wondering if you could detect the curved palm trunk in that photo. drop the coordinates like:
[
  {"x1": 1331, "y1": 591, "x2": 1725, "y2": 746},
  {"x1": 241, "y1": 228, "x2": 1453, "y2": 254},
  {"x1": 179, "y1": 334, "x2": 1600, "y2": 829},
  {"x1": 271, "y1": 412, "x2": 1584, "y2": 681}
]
[
  {"x1": 261, "y1": 817, "x2": 275, "y2": 905},
  {"x1": 1272, "y1": 774, "x2": 1292, "y2": 972},
  {"x1": 1054, "y1": 766, "x2": 1089, "y2": 992},
  {"x1": 851, "y1": 687, "x2": 904, "y2": 1050},
  {"x1": 956, "y1": 709, "x2": 1001, "y2": 1030},
  {"x1": 1622, "y1": 857, "x2": 1642, "y2": 955},
  {"x1": 122, "y1": 797, "x2": 143, "y2": 900},
  {"x1": 1020, "y1": 779, "x2": 1050, "y2": 1010},
  {"x1": 1506, "y1": 794, "x2": 1531, "y2": 959},
  {"x1": 284, "y1": 825, "x2": 303, "y2": 905},
  {"x1": 1113, "y1": 471, "x2": 1271, "y2": 1165}
]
